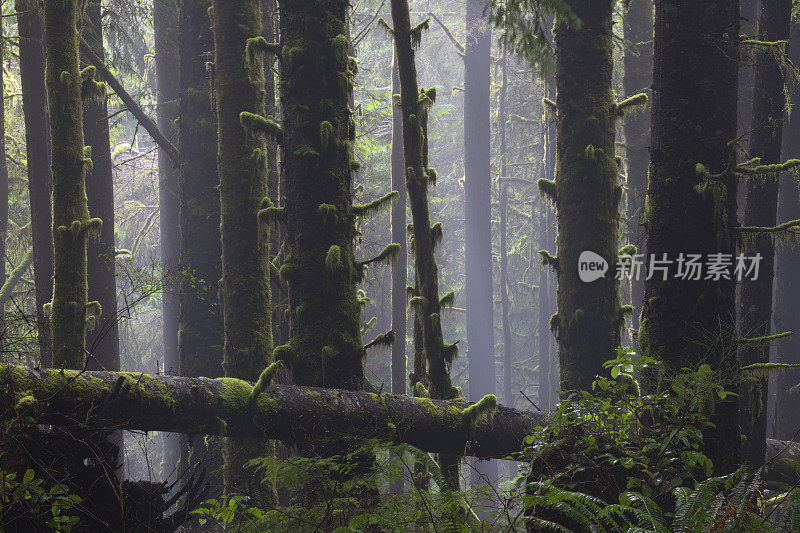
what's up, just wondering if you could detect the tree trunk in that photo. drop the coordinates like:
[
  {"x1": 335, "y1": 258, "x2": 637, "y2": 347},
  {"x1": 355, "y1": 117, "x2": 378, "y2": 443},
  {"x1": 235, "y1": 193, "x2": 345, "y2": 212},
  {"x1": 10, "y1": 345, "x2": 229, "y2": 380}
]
[
  {"x1": 623, "y1": 0, "x2": 653, "y2": 333},
  {"x1": 390, "y1": 0, "x2": 462, "y2": 489},
  {"x1": 538, "y1": 73, "x2": 556, "y2": 410},
  {"x1": 391, "y1": 52, "x2": 407, "y2": 397},
  {"x1": 177, "y1": 0, "x2": 223, "y2": 379},
  {"x1": 0, "y1": 24, "x2": 8, "y2": 343},
  {"x1": 154, "y1": 0, "x2": 181, "y2": 377},
  {"x1": 465, "y1": 0, "x2": 497, "y2": 488},
  {"x1": 279, "y1": 0, "x2": 365, "y2": 391},
  {"x1": 45, "y1": 0, "x2": 96, "y2": 369},
  {"x1": 0, "y1": 363, "x2": 544, "y2": 460},
  {"x1": 773, "y1": 24, "x2": 800, "y2": 442},
  {"x1": 465, "y1": 0, "x2": 495, "y2": 408},
  {"x1": 737, "y1": 0, "x2": 791, "y2": 468},
  {"x1": 642, "y1": 0, "x2": 740, "y2": 474},
  {"x1": 16, "y1": 0, "x2": 54, "y2": 367},
  {"x1": 211, "y1": 0, "x2": 275, "y2": 502},
  {"x1": 81, "y1": 0, "x2": 120, "y2": 372},
  {"x1": 550, "y1": 0, "x2": 621, "y2": 391}
]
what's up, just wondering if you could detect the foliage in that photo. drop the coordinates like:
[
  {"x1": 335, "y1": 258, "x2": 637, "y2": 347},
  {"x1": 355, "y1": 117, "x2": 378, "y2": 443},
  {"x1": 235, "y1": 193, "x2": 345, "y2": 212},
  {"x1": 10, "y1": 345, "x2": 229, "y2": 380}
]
[
  {"x1": 0, "y1": 456, "x2": 82, "y2": 532},
  {"x1": 516, "y1": 349, "x2": 800, "y2": 531}
]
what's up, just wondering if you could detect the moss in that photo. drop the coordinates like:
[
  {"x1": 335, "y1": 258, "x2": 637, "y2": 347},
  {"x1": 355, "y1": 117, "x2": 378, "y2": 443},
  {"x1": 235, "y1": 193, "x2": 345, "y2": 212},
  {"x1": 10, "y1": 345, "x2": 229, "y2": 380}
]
[
  {"x1": 240, "y1": 111, "x2": 283, "y2": 142},
  {"x1": 542, "y1": 97, "x2": 558, "y2": 113},
  {"x1": 258, "y1": 206, "x2": 286, "y2": 226},
  {"x1": 245, "y1": 36, "x2": 281, "y2": 65},
  {"x1": 442, "y1": 342, "x2": 458, "y2": 363},
  {"x1": 250, "y1": 360, "x2": 284, "y2": 402},
  {"x1": 318, "y1": 203, "x2": 337, "y2": 224},
  {"x1": 439, "y1": 291, "x2": 455, "y2": 308},
  {"x1": 614, "y1": 93, "x2": 648, "y2": 117},
  {"x1": 278, "y1": 262, "x2": 299, "y2": 282},
  {"x1": 353, "y1": 191, "x2": 398, "y2": 217},
  {"x1": 217, "y1": 377, "x2": 254, "y2": 410},
  {"x1": 539, "y1": 250, "x2": 560, "y2": 271},
  {"x1": 461, "y1": 394, "x2": 497, "y2": 423},
  {"x1": 273, "y1": 344, "x2": 295, "y2": 364},
  {"x1": 409, "y1": 19, "x2": 430, "y2": 49},
  {"x1": 431, "y1": 222, "x2": 443, "y2": 247},
  {"x1": 319, "y1": 120, "x2": 336, "y2": 152},
  {"x1": 360, "y1": 243, "x2": 400, "y2": 267},
  {"x1": 325, "y1": 245, "x2": 343, "y2": 272},
  {"x1": 364, "y1": 330, "x2": 395, "y2": 350},
  {"x1": 537, "y1": 178, "x2": 557, "y2": 203}
]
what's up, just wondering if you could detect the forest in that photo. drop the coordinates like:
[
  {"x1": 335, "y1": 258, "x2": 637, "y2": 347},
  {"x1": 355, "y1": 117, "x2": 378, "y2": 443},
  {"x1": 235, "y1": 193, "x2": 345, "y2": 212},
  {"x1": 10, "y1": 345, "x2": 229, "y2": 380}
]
[{"x1": 2, "y1": 0, "x2": 800, "y2": 530}]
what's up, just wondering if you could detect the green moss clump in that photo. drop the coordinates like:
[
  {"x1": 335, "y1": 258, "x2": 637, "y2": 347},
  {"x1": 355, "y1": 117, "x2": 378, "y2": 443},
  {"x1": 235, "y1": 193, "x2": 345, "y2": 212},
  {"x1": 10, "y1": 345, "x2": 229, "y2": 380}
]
[
  {"x1": 240, "y1": 111, "x2": 283, "y2": 142},
  {"x1": 353, "y1": 191, "x2": 398, "y2": 217},
  {"x1": 325, "y1": 245, "x2": 343, "y2": 272},
  {"x1": 440, "y1": 291, "x2": 455, "y2": 308},
  {"x1": 318, "y1": 203, "x2": 337, "y2": 224},
  {"x1": 538, "y1": 178, "x2": 557, "y2": 203},
  {"x1": 250, "y1": 360, "x2": 284, "y2": 402},
  {"x1": 461, "y1": 394, "x2": 497, "y2": 423},
  {"x1": 273, "y1": 344, "x2": 295, "y2": 364}
]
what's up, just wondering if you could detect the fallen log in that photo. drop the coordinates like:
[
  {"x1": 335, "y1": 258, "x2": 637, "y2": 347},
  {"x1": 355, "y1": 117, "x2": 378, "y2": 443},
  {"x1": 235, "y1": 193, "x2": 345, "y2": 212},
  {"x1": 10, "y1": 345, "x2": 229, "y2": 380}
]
[{"x1": 0, "y1": 364, "x2": 546, "y2": 459}]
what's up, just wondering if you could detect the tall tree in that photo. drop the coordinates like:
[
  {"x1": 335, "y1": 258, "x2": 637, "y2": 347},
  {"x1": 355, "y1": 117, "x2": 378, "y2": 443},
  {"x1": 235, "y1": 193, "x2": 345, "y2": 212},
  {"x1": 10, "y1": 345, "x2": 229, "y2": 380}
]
[
  {"x1": 16, "y1": 0, "x2": 54, "y2": 366},
  {"x1": 210, "y1": 0, "x2": 275, "y2": 501},
  {"x1": 640, "y1": 0, "x2": 740, "y2": 474},
  {"x1": 540, "y1": 0, "x2": 624, "y2": 391},
  {"x1": 623, "y1": 0, "x2": 653, "y2": 331},
  {"x1": 278, "y1": 0, "x2": 372, "y2": 391},
  {"x1": 538, "y1": 72, "x2": 556, "y2": 409},
  {"x1": 390, "y1": 0, "x2": 462, "y2": 489},
  {"x1": 177, "y1": 0, "x2": 223, "y2": 379},
  {"x1": 773, "y1": 24, "x2": 800, "y2": 442},
  {"x1": 465, "y1": 0, "x2": 497, "y2": 488},
  {"x1": 81, "y1": 0, "x2": 120, "y2": 371},
  {"x1": 45, "y1": 0, "x2": 104, "y2": 368},
  {"x1": 465, "y1": 0, "x2": 495, "y2": 406},
  {"x1": 737, "y1": 0, "x2": 792, "y2": 467},
  {"x1": 154, "y1": 0, "x2": 181, "y2": 376},
  {"x1": 391, "y1": 52, "x2": 407, "y2": 398},
  {"x1": 176, "y1": 0, "x2": 224, "y2": 493},
  {"x1": 0, "y1": 25, "x2": 8, "y2": 342}
]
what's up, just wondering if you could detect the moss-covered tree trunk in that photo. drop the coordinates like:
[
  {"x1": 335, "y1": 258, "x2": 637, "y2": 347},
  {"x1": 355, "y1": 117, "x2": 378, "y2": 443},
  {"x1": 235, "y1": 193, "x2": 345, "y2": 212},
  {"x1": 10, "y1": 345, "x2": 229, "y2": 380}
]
[
  {"x1": 176, "y1": 0, "x2": 224, "y2": 495},
  {"x1": 279, "y1": 0, "x2": 365, "y2": 391},
  {"x1": 45, "y1": 0, "x2": 101, "y2": 368},
  {"x1": 391, "y1": 52, "x2": 408, "y2": 397},
  {"x1": 177, "y1": 0, "x2": 223, "y2": 379},
  {"x1": 390, "y1": 0, "x2": 461, "y2": 490},
  {"x1": 774, "y1": 25, "x2": 800, "y2": 442},
  {"x1": 16, "y1": 0, "x2": 54, "y2": 366},
  {"x1": 210, "y1": 0, "x2": 275, "y2": 503},
  {"x1": 641, "y1": 0, "x2": 740, "y2": 474},
  {"x1": 622, "y1": 0, "x2": 653, "y2": 332},
  {"x1": 737, "y1": 0, "x2": 791, "y2": 467},
  {"x1": 547, "y1": 0, "x2": 621, "y2": 392},
  {"x1": 0, "y1": 27, "x2": 8, "y2": 343},
  {"x1": 81, "y1": 0, "x2": 120, "y2": 372}
]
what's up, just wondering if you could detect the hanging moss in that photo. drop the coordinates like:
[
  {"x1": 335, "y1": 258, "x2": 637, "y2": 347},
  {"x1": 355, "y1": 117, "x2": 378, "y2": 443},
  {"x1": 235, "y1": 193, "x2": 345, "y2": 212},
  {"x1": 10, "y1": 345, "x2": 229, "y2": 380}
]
[
  {"x1": 79, "y1": 66, "x2": 105, "y2": 102},
  {"x1": 250, "y1": 360, "x2": 284, "y2": 402},
  {"x1": 542, "y1": 97, "x2": 558, "y2": 113},
  {"x1": 538, "y1": 250, "x2": 560, "y2": 271},
  {"x1": 360, "y1": 243, "x2": 400, "y2": 267},
  {"x1": 240, "y1": 111, "x2": 283, "y2": 143},
  {"x1": 439, "y1": 291, "x2": 455, "y2": 308},
  {"x1": 365, "y1": 330, "x2": 395, "y2": 350},
  {"x1": 325, "y1": 245, "x2": 343, "y2": 272},
  {"x1": 537, "y1": 178, "x2": 557, "y2": 203},
  {"x1": 244, "y1": 36, "x2": 281, "y2": 64},
  {"x1": 352, "y1": 190, "x2": 398, "y2": 217},
  {"x1": 614, "y1": 93, "x2": 648, "y2": 117}
]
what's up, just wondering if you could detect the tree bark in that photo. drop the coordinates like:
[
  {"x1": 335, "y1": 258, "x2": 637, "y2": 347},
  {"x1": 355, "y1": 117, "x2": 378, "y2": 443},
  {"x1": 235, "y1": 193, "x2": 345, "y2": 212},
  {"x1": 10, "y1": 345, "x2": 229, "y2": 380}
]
[
  {"x1": 538, "y1": 72, "x2": 556, "y2": 410},
  {"x1": 279, "y1": 0, "x2": 366, "y2": 390},
  {"x1": 81, "y1": 0, "x2": 120, "y2": 372},
  {"x1": 45, "y1": 0, "x2": 96, "y2": 369},
  {"x1": 177, "y1": 0, "x2": 223, "y2": 379},
  {"x1": 773, "y1": 24, "x2": 800, "y2": 442},
  {"x1": 642, "y1": 0, "x2": 740, "y2": 474},
  {"x1": 0, "y1": 23, "x2": 8, "y2": 344},
  {"x1": 622, "y1": 0, "x2": 653, "y2": 334},
  {"x1": 737, "y1": 0, "x2": 791, "y2": 468},
  {"x1": 550, "y1": 0, "x2": 621, "y2": 391},
  {"x1": 211, "y1": 0, "x2": 275, "y2": 501},
  {"x1": 16, "y1": 0, "x2": 54, "y2": 366},
  {"x1": 154, "y1": 0, "x2": 181, "y2": 377},
  {"x1": 465, "y1": 0, "x2": 495, "y2": 406},
  {"x1": 391, "y1": 52, "x2": 407, "y2": 397},
  {"x1": 0, "y1": 363, "x2": 544, "y2": 460}
]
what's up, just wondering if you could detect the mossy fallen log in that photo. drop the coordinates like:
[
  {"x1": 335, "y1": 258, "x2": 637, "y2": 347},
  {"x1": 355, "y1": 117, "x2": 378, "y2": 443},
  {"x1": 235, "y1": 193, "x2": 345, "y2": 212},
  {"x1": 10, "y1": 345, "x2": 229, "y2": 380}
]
[{"x1": 0, "y1": 364, "x2": 545, "y2": 459}]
